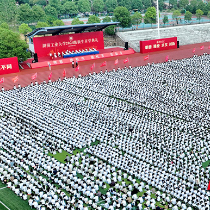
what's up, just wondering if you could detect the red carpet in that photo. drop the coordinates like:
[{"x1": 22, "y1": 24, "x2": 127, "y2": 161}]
[{"x1": 1, "y1": 42, "x2": 210, "y2": 90}]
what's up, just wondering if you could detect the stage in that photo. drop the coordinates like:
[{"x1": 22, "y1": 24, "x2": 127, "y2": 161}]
[{"x1": 29, "y1": 47, "x2": 135, "y2": 69}]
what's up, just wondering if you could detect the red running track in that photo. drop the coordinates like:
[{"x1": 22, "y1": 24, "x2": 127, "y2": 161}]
[{"x1": 1, "y1": 42, "x2": 210, "y2": 90}]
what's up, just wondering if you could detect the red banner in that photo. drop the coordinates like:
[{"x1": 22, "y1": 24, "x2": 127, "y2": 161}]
[
  {"x1": 31, "y1": 49, "x2": 135, "y2": 69},
  {"x1": 33, "y1": 31, "x2": 104, "y2": 57},
  {"x1": 0, "y1": 57, "x2": 19, "y2": 75},
  {"x1": 140, "y1": 37, "x2": 177, "y2": 53}
]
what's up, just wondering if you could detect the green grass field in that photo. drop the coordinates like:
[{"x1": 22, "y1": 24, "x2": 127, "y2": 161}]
[
  {"x1": 0, "y1": 182, "x2": 33, "y2": 210},
  {"x1": 1, "y1": 147, "x2": 209, "y2": 210}
]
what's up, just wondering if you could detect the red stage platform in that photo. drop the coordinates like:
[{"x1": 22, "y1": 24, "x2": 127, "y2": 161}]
[{"x1": 30, "y1": 47, "x2": 135, "y2": 69}]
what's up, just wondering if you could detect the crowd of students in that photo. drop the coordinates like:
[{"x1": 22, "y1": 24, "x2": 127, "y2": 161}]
[{"x1": 0, "y1": 54, "x2": 210, "y2": 210}]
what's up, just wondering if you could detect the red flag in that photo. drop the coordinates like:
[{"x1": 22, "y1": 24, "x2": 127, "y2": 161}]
[
  {"x1": 75, "y1": 65, "x2": 80, "y2": 71},
  {"x1": 100, "y1": 61, "x2": 107, "y2": 67},
  {"x1": 165, "y1": 55, "x2": 169, "y2": 62},
  {"x1": 207, "y1": 181, "x2": 210, "y2": 190},
  {"x1": 12, "y1": 76, "x2": 18, "y2": 83},
  {"x1": 31, "y1": 73, "x2": 37, "y2": 80},
  {"x1": 114, "y1": 59, "x2": 118, "y2": 65},
  {"x1": 91, "y1": 63, "x2": 95, "y2": 71},
  {"x1": 123, "y1": 57, "x2": 129, "y2": 63},
  {"x1": 144, "y1": 55, "x2": 149, "y2": 61},
  {"x1": 192, "y1": 48, "x2": 196, "y2": 53},
  {"x1": 48, "y1": 72, "x2": 52, "y2": 80},
  {"x1": 0, "y1": 77, "x2": 4, "y2": 84},
  {"x1": 200, "y1": 46, "x2": 204, "y2": 50},
  {"x1": 63, "y1": 69, "x2": 66, "y2": 77}
]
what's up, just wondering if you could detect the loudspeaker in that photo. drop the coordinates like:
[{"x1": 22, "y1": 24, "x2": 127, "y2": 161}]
[
  {"x1": 177, "y1": 41, "x2": 179, "y2": 48},
  {"x1": 34, "y1": 53, "x2": 38, "y2": 62},
  {"x1": 124, "y1": 42, "x2": 128, "y2": 50}
]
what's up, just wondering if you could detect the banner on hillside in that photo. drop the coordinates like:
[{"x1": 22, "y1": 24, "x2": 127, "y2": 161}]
[
  {"x1": 33, "y1": 31, "x2": 104, "y2": 57},
  {"x1": 140, "y1": 37, "x2": 177, "y2": 53},
  {"x1": 0, "y1": 57, "x2": 19, "y2": 75}
]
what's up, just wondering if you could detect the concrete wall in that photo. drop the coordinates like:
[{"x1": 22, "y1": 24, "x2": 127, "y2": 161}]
[{"x1": 117, "y1": 23, "x2": 210, "y2": 52}]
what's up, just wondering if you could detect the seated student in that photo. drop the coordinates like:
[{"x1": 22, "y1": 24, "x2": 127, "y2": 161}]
[
  {"x1": 62, "y1": 52, "x2": 65, "y2": 57},
  {"x1": 54, "y1": 53, "x2": 57, "y2": 58},
  {"x1": 64, "y1": 155, "x2": 70, "y2": 162},
  {"x1": 57, "y1": 52, "x2": 61, "y2": 57}
]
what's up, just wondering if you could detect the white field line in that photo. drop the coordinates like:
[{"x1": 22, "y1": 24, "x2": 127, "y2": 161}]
[{"x1": 0, "y1": 201, "x2": 10, "y2": 210}]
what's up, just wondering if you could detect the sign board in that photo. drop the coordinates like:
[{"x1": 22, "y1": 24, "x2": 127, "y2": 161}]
[
  {"x1": 0, "y1": 57, "x2": 19, "y2": 75},
  {"x1": 33, "y1": 31, "x2": 104, "y2": 57},
  {"x1": 140, "y1": 37, "x2": 177, "y2": 53}
]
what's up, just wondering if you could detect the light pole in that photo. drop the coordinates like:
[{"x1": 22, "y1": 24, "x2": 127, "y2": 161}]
[{"x1": 157, "y1": 0, "x2": 160, "y2": 38}]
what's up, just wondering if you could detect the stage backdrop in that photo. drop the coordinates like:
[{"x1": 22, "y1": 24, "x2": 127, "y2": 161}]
[
  {"x1": 140, "y1": 37, "x2": 177, "y2": 53},
  {"x1": 33, "y1": 31, "x2": 104, "y2": 57},
  {"x1": 0, "y1": 57, "x2": 19, "y2": 75}
]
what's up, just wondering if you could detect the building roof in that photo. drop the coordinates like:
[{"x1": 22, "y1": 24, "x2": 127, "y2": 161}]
[{"x1": 26, "y1": 22, "x2": 119, "y2": 38}]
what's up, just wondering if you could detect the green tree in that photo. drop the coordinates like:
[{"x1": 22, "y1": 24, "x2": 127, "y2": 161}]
[
  {"x1": 195, "y1": 9, "x2": 203, "y2": 23},
  {"x1": 87, "y1": 15, "x2": 101, "y2": 24},
  {"x1": 144, "y1": 6, "x2": 156, "y2": 26},
  {"x1": 132, "y1": 0, "x2": 143, "y2": 11},
  {"x1": 105, "y1": 0, "x2": 118, "y2": 13},
  {"x1": 0, "y1": 28, "x2": 31, "y2": 61},
  {"x1": 77, "y1": 0, "x2": 91, "y2": 13},
  {"x1": 45, "y1": 5, "x2": 58, "y2": 18},
  {"x1": 158, "y1": 0, "x2": 165, "y2": 11},
  {"x1": 71, "y1": 17, "x2": 84, "y2": 25},
  {"x1": 118, "y1": 0, "x2": 131, "y2": 10},
  {"x1": 33, "y1": 0, "x2": 47, "y2": 6},
  {"x1": 208, "y1": 11, "x2": 210, "y2": 19},
  {"x1": 45, "y1": 15, "x2": 57, "y2": 25},
  {"x1": 32, "y1": 5, "x2": 46, "y2": 22},
  {"x1": 197, "y1": 1, "x2": 205, "y2": 12},
  {"x1": 114, "y1": 6, "x2": 131, "y2": 28},
  {"x1": 36, "y1": 21, "x2": 49, "y2": 28},
  {"x1": 169, "y1": 0, "x2": 177, "y2": 9},
  {"x1": 172, "y1": 10, "x2": 181, "y2": 24},
  {"x1": 131, "y1": 12, "x2": 142, "y2": 27},
  {"x1": 49, "y1": 0, "x2": 59, "y2": 8},
  {"x1": 184, "y1": 10, "x2": 192, "y2": 22},
  {"x1": 52, "y1": 19, "x2": 65, "y2": 26},
  {"x1": 0, "y1": 0, "x2": 17, "y2": 24},
  {"x1": 179, "y1": 0, "x2": 189, "y2": 9},
  {"x1": 204, "y1": 2, "x2": 210, "y2": 15},
  {"x1": 163, "y1": 15, "x2": 169, "y2": 26},
  {"x1": 104, "y1": 25, "x2": 115, "y2": 35},
  {"x1": 142, "y1": 0, "x2": 152, "y2": 10},
  {"x1": 189, "y1": 0, "x2": 198, "y2": 14},
  {"x1": 63, "y1": 1, "x2": 78, "y2": 16},
  {"x1": 0, "y1": 22, "x2": 9, "y2": 29},
  {"x1": 103, "y1": 16, "x2": 112, "y2": 22},
  {"x1": 57, "y1": 4, "x2": 66, "y2": 16},
  {"x1": 19, "y1": 23, "x2": 32, "y2": 35},
  {"x1": 17, "y1": 3, "x2": 33, "y2": 24},
  {"x1": 92, "y1": 0, "x2": 105, "y2": 14},
  {"x1": 17, "y1": 0, "x2": 30, "y2": 4}
]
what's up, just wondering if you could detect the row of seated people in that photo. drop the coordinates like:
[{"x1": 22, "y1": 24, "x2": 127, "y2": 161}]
[{"x1": 49, "y1": 48, "x2": 97, "y2": 59}]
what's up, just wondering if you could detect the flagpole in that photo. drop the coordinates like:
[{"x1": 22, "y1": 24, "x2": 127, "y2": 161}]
[{"x1": 157, "y1": 0, "x2": 160, "y2": 39}]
